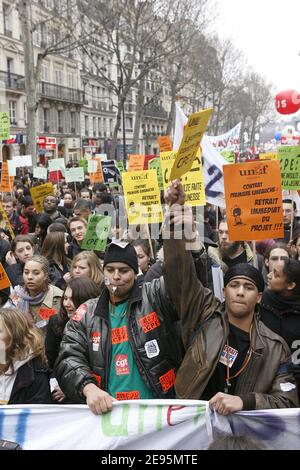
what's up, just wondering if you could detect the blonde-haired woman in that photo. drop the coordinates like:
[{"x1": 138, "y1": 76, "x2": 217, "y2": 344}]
[
  {"x1": 70, "y1": 251, "x2": 104, "y2": 285},
  {"x1": 0, "y1": 308, "x2": 51, "y2": 404}
]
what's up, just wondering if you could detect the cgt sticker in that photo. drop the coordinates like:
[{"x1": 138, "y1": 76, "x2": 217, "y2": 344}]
[{"x1": 115, "y1": 354, "x2": 130, "y2": 375}]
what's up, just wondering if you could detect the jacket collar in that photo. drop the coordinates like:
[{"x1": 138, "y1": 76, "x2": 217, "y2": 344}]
[{"x1": 94, "y1": 281, "x2": 142, "y2": 319}]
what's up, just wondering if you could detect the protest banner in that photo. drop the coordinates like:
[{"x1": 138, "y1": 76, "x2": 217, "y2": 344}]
[
  {"x1": 101, "y1": 160, "x2": 121, "y2": 185},
  {"x1": 48, "y1": 158, "x2": 65, "y2": 172},
  {"x1": 157, "y1": 135, "x2": 173, "y2": 152},
  {"x1": 206, "y1": 122, "x2": 241, "y2": 152},
  {"x1": 128, "y1": 154, "x2": 145, "y2": 172},
  {"x1": 149, "y1": 157, "x2": 164, "y2": 190},
  {"x1": 0, "y1": 201, "x2": 15, "y2": 239},
  {"x1": 81, "y1": 215, "x2": 111, "y2": 251},
  {"x1": 259, "y1": 152, "x2": 277, "y2": 161},
  {"x1": 0, "y1": 161, "x2": 14, "y2": 192},
  {"x1": 116, "y1": 161, "x2": 125, "y2": 173},
  {"x1": 143, "y1": 154, "x2": 156, "y2": 170},
  {"x1": 12, "y1": 155, "x2": 32, "y2": 167},
  {"x1": 160, "y1": 151, "x2": 206, "y2": 206},
  {"x1": 277, "y1": 146, "x2": 300, "y2": 189},
  {"x1": 1, "y1": 402, "x2": 300, "y2": 450},
  {"x1": 173, "y1": 103, "x2": 228, "y2": 207},
  {"x1": 88, "y1": 159, "x2": 98, "y2": 173},
  {"x1": 224, "y1": 160, "x2": 284, "y2": 241},
  {"x1": 95, "y1": 153, "x2": 107, "y2": 161},
  {"x1": 122, "y1": 169, "x2": 163, "y2": 224},
  {"x1": 0, "y1": 112, "x2": 10, "y2": 140},
  {"x1": 65, "y1": 167, "x2": 85, "y2": 183},
  {"x1": 170, "y1": 108, "x2": 212, "y2": 181},
  {"x1": 89, "y1": 158, "x2": 104, "y2": 183},
  {"x1": 0, "y1": 261, "x2": 11, "y2": 289},
  {"x1": 7, "y1": 160, "x2": 16, "y2": 177},
  {"x1": 33, "y1": 167, "x2": 48, "y2": 180},
  {"x1": 30, "y1": 183, "x2": 54, "y2": 213}
]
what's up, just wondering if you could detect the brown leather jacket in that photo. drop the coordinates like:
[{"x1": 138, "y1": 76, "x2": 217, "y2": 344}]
[{"x1": 164, "y1": 237, "x2": 299, "y2": 410}]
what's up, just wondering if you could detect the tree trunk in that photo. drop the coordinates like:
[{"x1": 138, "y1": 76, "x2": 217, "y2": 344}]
[
  {"x1": 131, "y1": 75, "x2": 145, "y2": 154},
  {"x1": 110, "y1": 99, "x2": 123, "y2": 162},
  {"x1": 19, "y1": 0, "x2": 38, "y2": 166},
  {"x1": 166, "y1": 85, "x2": 177, "y2": 136}
]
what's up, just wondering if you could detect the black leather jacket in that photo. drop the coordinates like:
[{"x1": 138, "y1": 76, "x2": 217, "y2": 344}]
[{"x1": 55, "y1": 279, "x2": 183, "y2": 402}]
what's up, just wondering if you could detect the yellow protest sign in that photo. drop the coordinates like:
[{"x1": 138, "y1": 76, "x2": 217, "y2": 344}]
[
  {"x1": 259, "y1": 152, "x2": 277, "y2": 161},
  {"x1": 170, "y1": 108, "x2": 212, "y2": 181},
  {"x1": 128, "y1": 154, "x2": 145, "y2": 172},
  {"x1": 160, "y1": 150, "x2": 206, "y2": 206},
  {"x1": 122, "y1": 170, "x2": 163, "y2": 224},
  {"x1": 0, "y1": 262, "x2": 11, "y2": 289},
  {"x1": 30, "y1": 183, "x2": 54, "y2": 213},
  {"x1": 0, "y1": 201, "x2": 15, "y2": 239}
]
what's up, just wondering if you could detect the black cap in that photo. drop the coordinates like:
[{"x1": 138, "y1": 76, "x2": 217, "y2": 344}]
[{"x1": 103, "y1": 242, "x2": 138, "y2": 273}]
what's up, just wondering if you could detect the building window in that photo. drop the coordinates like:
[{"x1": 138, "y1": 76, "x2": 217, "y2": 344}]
[
  {"x1": 85, "y1": 115, "x2": 89, "y2": 136},
  {"x1": 93, "y1": 117, "x2": 96, "y2": 137},
  {"x1": 41, "y1": 64, "x2": 48, "y2": 82},
  {"x1": 24, "y1": 102, "x2": 27, "y2": 125},
  {"x1": 54, "y1": 68, "x2": 63, "y2": 85},
  {"x1": 43, "y1": 108, "x2": 49, "y2": 132},
  {"x1": 125, "y1": 117, "x2": 133, "y2": 131},
  {"x1": 57, "y1": 110, "x2": 63, "y2": 132},
  {"x1": 3, "y1": 3, "x2": 12, "y2": 36},
  {"x1": 9, "y1": 100, "x2": 16, "y2": 125},
  {"x1": 71, "y1": 112, "x2": 76, "y2": 133},
  {"x1": 98, "y1": 118, "x2": 101, "y2": 136}
]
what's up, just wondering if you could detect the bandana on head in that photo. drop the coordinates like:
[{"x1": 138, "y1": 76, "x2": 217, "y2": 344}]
[{"x1": 224, "y1": 263, "x2": 264, "y2": 293}]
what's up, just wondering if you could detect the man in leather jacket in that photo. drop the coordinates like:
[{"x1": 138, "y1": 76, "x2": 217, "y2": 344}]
[
  {"x1": 55, "y1": 241, "x2": 183, "y2": 414},
  {"x1": 163, "y1": 180, "x2": 298, "y2": 414}
]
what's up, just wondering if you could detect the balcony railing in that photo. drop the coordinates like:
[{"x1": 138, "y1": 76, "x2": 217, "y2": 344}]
[
  {"x1": 0, "y1": 71, "x2": 25, "y2": 91},
  {"x1": 144, "y1": 104, "x2": 168, "y2": 120},
  {"x1": 39, "y1": 81, "x2": 84, "y2": 104}
]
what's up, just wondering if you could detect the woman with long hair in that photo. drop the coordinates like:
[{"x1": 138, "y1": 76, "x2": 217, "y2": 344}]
[
  {"x1": 45, "y1": 277, "x2": 101, "y2": 370},
  {"x1": 70, "y1": 251, "x2": 104, "y2": 285},
  {"x1": 4, "y1": 255, "x2": 63, "y2": 334},
  {"x1": 0, "y1": 308, "x2": 51, "y2": 404},
  {"x1": 41, "y1": 231, "x2": 71, "y2": 288},
  {"x1": 5, "y1": 235, "x2": 35, "y2": 287}
]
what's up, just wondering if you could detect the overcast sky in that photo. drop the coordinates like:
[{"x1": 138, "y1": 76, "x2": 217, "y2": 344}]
[{"x1": 213, "y1": 0, "x2": 300, "y2": 93}]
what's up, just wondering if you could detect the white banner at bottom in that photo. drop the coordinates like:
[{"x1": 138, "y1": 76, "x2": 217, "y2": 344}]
[{"x1": 1, "y1": 400, "x2": 300, "y2": 450}]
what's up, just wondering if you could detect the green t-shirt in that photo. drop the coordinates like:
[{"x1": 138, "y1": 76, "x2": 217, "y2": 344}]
[{"x1": 107, "y1": 301, "x2": 155, "y2": 400}]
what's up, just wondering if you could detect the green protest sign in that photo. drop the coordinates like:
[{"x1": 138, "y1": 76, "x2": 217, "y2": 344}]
[
  {"x1": 277, "y1": 146, "x2": 300, "y2": 189},
  {"x1": 149, "y1": 157, "x2": 164, "y2": 190},
  {"x1": 0, "y1": 112, "x2": 10, "y2": 140},
  {"x1": 81, "y1": 215, "x2": 111, "y2": 251},
  {"x1": 79, "y1": 159, "x2": 88, "y2": 173},
  {"x1": 220, "y1": 149, "x2": 235, "y2": 163},
  {"x1": 116, "y1": 161, "x2": 125, "y2": 173}
]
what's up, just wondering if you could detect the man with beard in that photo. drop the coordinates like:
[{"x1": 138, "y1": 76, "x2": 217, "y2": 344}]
[{"x1": 208, "y1": 219, "x2": 263, "y2": 273}]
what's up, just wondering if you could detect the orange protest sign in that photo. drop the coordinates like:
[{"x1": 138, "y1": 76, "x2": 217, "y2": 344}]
[
  {"x1": 89, "y1": 158, "x2": 103, "y2": 184},
  {"x1": 128, "y1": 154, "x2": 145, "y2": 172},
  {"x1": 224, "y1": 160, "x2": 284, "y2": 241},
  {"x1": 0, "y1": 262, "x2": 11, "y2": 289},
  {"x1": 157, "y1": 136, "x2": 172, "y2": 152},
  {"x1": 0, "y1": 161, "x2": 14, "y2": 192}
]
